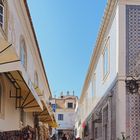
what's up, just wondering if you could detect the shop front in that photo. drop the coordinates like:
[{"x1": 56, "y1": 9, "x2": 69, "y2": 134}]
[
  {"x1": 37, "y1": 100, "x2": 58, "y2": 140},
  {"x1": 82, "y1": 113, "x2": 95, "y2": 140},
  {"x1": 0, "y1": 39, "x2": 43, "y2": 139},
  {"x1": 0, "y1": 125, "x2": 35, "y2": 140}
]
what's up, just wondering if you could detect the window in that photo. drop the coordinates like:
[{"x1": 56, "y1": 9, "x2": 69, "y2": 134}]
[
  {"x1": 20, "y1": 38, "x2": 27, "y2": 70},
  {"x1": 0, "y1": 0, "x2": 8, "y2": 32},
  {"x1": 67, "y1": 102, "x2": 73, "y2": 108},
  {"x1": 103, "y1": 105, "x2": 108, "y2": 140},
  {"x1": 58, "y1": 114, "x2": 63, "y2": 121},
  {"x1": 0, "y1": 0, "x2": 5, "y2": 29},
  {"x1": 34, "y1": 71, "x2": 38, "y2": 87},
  {"x1": 103, "y1": 37, "x2": 110, "y2": 79},
  {"x1": 92, "y1": 73, "x2": 96, "y2": 98},
  {"x1": 0, "y1": 3, "x2": 4, "y2": 28}
]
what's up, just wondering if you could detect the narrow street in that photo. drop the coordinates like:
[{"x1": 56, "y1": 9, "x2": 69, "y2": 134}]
[{"x1": 0, "y1": 0, "x2": 140, "y2": 140}]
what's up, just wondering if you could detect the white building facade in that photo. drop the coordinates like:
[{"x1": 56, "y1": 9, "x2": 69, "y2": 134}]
[
  {"x1": 51, "y1": 93, "x2": 78, "y2": 139},
  {"x1": 77, "y1": 0, "x2": 140, "y2": 140},
  {"x1": 0, "y1": 0, "x2": 57, "y2": 139}
]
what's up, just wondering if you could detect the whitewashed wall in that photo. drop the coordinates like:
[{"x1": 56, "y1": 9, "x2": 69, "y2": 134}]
[
  {"x1": 0, "y1": 76, "x2": 34, "y2": 131},
  {"x1": 7, "y1": 0, "x2": 51, "y2": 101},
  {"x1": 80, "y1": 2, "x2": 119, "y2": 128},
  {"x1": 56, "y1": 111, "x2": 75, "y2": 129},
  {"x1": 0, "y1": 75, "x2": 20, "y2": 131},
  {"x1": 0, "y1": 0, "x2": 51, "y2": 131}
]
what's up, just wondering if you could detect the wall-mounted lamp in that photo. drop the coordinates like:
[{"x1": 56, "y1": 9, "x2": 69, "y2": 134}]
[{"x1": 125, "y1": 77, "x2": 139, "y2": 94}]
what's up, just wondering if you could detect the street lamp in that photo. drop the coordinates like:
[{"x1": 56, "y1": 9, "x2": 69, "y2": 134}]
[
  {"x1": 125, "y1": 51, "x2": 140, "y2": 94},
  {"x1": 125, "y1": 77, "x2": 139, "y2": 94}
]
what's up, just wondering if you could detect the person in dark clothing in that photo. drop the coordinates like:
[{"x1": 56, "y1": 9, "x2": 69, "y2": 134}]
[{"x1": 62, "y1": 134, "x2": 67, "y2": 140}]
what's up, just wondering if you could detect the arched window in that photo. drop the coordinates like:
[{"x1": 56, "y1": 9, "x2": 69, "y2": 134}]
[
  {"x1": 20, "y1": 37, "x2": 27, "y2": 70},
  {"x1": 0, "y1": 0, "x2": 4, "y2": 28},
  {"x1": 0, "y1": 0, "x2": 8, "y2": 33},
  {"x1": 34, "y1": 71, "x2": 38, "y2": 87}
]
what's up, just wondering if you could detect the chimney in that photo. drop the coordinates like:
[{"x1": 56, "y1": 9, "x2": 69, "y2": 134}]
[
  {"x1": 60, "y1": 91, "x2": 63, "y2": 98},
  {"x1": 73, "y1": 90, "x2": 75, "y2": 96},
  {"x1": 67, "y1": 91, "x2": 69, "y2": 96}
]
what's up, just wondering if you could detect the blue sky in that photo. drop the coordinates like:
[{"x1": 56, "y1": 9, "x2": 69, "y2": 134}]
[{"x1": 27, "y1": 0, "x2": 107, "y2": 97}]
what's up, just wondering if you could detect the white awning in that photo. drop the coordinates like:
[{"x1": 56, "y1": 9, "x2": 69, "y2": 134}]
[
  {"x1": 0, "y1": 39, "x2": 19, "y2": 65},
  {"x1": 0, "y1": 39, "x2": 43, "y2": 112}
]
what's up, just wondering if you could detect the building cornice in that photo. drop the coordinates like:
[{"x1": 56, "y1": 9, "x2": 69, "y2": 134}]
[
  {"x1": 80, "y1": 0, "x2": 118, "y2": 103},
  {"x1": 23, "y1": 0, "x2": 52, "y2": 98}
]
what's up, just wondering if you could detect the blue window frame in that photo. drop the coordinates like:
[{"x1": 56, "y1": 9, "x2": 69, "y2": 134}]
[
  {"x1": 52, "y1": 104, "x2": 56, "y2": 112},
  {"x1": 58, "y1": 114, "x2": 63, "y2": 121}
]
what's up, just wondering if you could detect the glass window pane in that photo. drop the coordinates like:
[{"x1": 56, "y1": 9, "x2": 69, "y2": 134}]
[
  {"x1": 20, "y1": 40, "x2": 27, "y2": 69},
  {"x1": 67, "y1": 103, "x2": 73, "y2": 108},
  {"x1": 58, "y1": 114, "x2": 63, "y2": 120},
  {"x1": 20, "y1": 46, "x2": 24, "y2": 65},
  {"x1": 0, "y1": 5, "x2": 3, "y2": 14},
  {"x1": 103, "y1": 46, "x2": 109, "y2": 77}
]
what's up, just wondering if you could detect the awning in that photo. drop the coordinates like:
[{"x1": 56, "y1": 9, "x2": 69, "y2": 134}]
[
  {"x1": 0, "y1": 39, "x2": 43, "y2": 112},
  {"x1": 38, "y1": 100, "x2": 58, "y2": 128},
  {"x1": 82, "y1": 121, "x2": 86, "y2": 129},
  {"x1": 0, "y1": 39, "x2": 20, "y2": 65}
]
